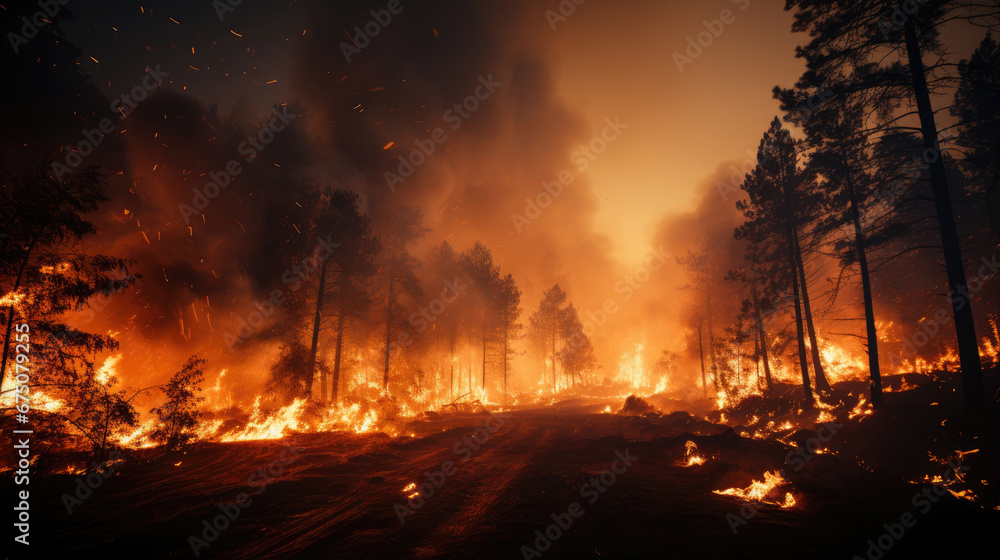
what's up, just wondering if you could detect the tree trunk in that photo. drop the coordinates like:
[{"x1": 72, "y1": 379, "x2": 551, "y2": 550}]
[
  {"x1": 551, "y1": 328, "x2": 557, "y2": 392},
  {"x1": 308, "y1": 257, "x2": 330, "y2": 400},
  {"x1": 903, "y1": 17, "x2": 986, "y2": 411},
  {"x1": 752, "y1": 284, "x2": 774, "y2": 392},
  {"x1": 755, "y1": 342, "x2": 761, "y2": 388},
  {"x1": 383, "y1": 242, "x2": 397, "y2": 391},
  {"x1": 503, "y1": 326, "x2": 509, "y2": 403},
  {"x1": 706, "y1": 292, "x2": 717, "y2": 390},
  {"x1": 450, "y1": 317, "x2": 455, "y2": 399},
  {"x1": 792, "y1": 229, "x2": 831, "y2": 392},
  {"x1": 332, "y1": 304, "x2": 346, "y2": 403},
  {"x1": 788, "y1": 228, "x2": 814, "y2": 405},
  {"x1": 481, "y1": 320, "x2": 487, "y2": 391},
  {"x1": 468, "y1": 320, "x2": 473, "y2": 393},
  {"x1": 697, "y1": 323, "x2": 707, "y2": 396},
  {"x1": 1, "y1": 199, "x2": 64, "y2": 389},
  {"x1": 845, "y1": 166, "x2": 884, "y2": 408}
]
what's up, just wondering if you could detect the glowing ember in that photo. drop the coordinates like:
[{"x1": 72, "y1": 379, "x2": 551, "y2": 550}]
[{"x1": 848, "y1": 397, "x2": 874, "y2": 420}]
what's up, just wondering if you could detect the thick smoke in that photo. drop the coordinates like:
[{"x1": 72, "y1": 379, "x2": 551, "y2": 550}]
[{"x1": 6, "y1": 0, "x2": 631, "y2": 397}]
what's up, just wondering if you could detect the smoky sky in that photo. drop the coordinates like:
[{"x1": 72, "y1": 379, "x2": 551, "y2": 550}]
[
  {"x1": 3, "y1": 0, "x2": 997, "y2": 396},
  {"x1": 3, "y1": 0, "x2": 632, "y2": 393}
]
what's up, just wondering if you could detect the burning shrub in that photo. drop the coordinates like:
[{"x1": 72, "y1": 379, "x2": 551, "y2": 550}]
[
  {"x1": 150, "y1": 356, "x2": 206, "y2": 451},
  {"x1": 618, "y1": 395, "x2": 656, "y2": 416},
  {"x1": 265, "y1": 341, "x2": 316, "y2": 405}
]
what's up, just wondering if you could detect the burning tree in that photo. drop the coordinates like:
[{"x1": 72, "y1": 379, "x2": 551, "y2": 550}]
[
  {"x1": 459, "y1": 241, "x2": 502, "y2": 392},
  {"x1": 782, "y1": 99, "x2": 920, "y2": 408},
  {"x1": 527, "y1": 284, "x2": 595, "y2": 392},
  {"x1": 723, "y1": 279, "x2": 775, "y2": 394},
  {"x1": 559, "y1": 304, "x2": 598, "y2": 387},
  {"x1": 430, "y1": 241, "x2": 465, "y2": 398},
  {"x1": 266, "y1": 341, "x2": 314, "y2": 404},
  {"x1": 0, "y1": 165, "x2": 140, "y2": 461},
  {"x1": 150, "y1": 356, "x2": 206, "y2": 451},
  {"x1": 781, "y1": 0, "x2": 992, "y2": 410},
  {"x1": 305, "y1": 188, "x2": 380, "y2": 402},
  {"x1": 734, "y1": 118, "x2": 820, "y2": 405},
  {"x1": 677, "y1": 238, "x2": 728, "y2": 392},
  {"x1": 377, "y1": 207, "x2": 425, "y2": 390},
  {"x1": 529, "y1": 284, "x2": 569, "y2": 391},
  {"x1": 496, "y1": 273, "x2": 523, "y2": 400},
  {"x1": 63, "y1": 368, "x2": 140, "y2": 465}
]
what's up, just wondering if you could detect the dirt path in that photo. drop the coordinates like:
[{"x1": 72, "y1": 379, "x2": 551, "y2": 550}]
[{"x1": 17, "y1": 405, "x2": 1000, "y2": 559}]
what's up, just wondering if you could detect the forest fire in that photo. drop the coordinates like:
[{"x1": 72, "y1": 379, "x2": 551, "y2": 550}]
[{"x1": 2, "y1": 0, "x2": 999, "y2": 558}]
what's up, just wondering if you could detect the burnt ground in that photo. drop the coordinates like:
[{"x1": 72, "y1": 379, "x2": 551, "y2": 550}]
[{"x1": 5, "y1": 371, "x2": 999, "y2": 560}]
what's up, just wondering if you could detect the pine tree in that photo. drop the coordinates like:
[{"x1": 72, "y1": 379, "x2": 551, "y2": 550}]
[
  {"x1": 1, "y1": 165, "x2": 140, "y2": 459},
  {"x1": 496, "y1": 273, "x2": 523, "y2": 401},
  {"x1": 459, "y1": 242, "x2": 501, "y2": 392},
  {"x1": 378, "y1": 207, "x2": 424, "y2": 390},
  {"x1": 952, "y1": 33, "x2": 1000, "y2": 240},
  {"x1": 529, "y1": 284, "x2": 569, "y2": 392},
  {"x1": 559, "y1": 304, "x2": 598, "y2": 387},
  {"x1": 305, "y1": 189, "x2": 380, "y2": 401},
  {"x1": 734, "y1": 118, "x2": 815, "y2": 405},
  {"x1": 782, "y1": 0, "x2": 991, "y2": 409}
]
